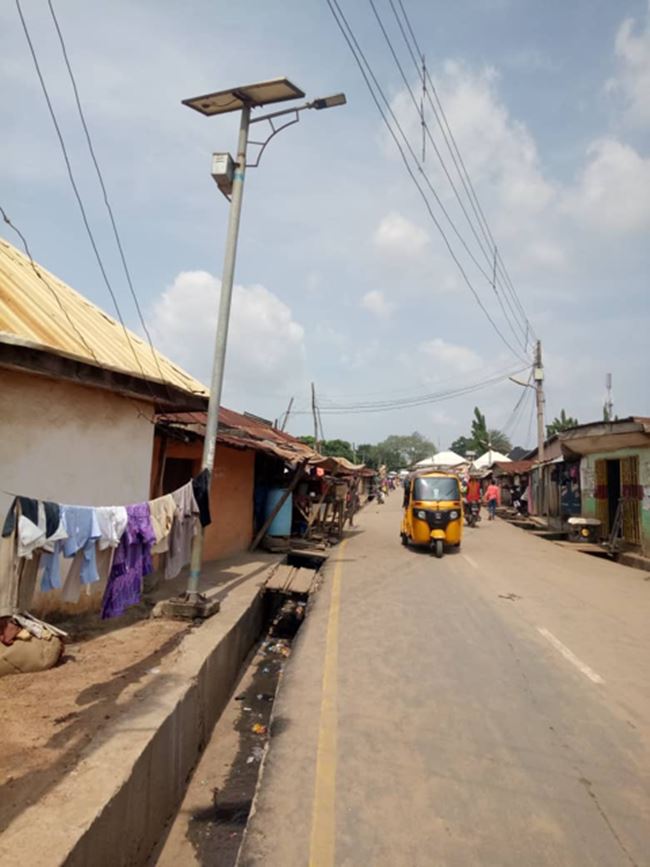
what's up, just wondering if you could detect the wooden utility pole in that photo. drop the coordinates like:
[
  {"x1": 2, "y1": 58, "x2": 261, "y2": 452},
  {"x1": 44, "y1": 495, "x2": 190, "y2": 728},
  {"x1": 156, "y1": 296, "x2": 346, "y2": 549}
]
[
  {"x1": 311, "y1": 382, "x2": 320, "y2": 451},
  {"x1": 534, "y1": 339, "x2": 545, "y2": 464},
  {"x1": 280, "y1": 396, "x2": 294, "y2": 432}
]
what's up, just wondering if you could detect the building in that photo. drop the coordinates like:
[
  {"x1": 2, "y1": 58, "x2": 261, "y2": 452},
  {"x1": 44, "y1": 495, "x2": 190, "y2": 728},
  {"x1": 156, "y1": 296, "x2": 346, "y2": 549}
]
[
  {"x1": 561, "y1": 418, "x2": 650, "y2": 556},
  {"x1": 153, "y1": 409, "x2": 317, "y2": 561},
  {"x1": 0, "y1": 236, "x2": 208, "y2": 521}
]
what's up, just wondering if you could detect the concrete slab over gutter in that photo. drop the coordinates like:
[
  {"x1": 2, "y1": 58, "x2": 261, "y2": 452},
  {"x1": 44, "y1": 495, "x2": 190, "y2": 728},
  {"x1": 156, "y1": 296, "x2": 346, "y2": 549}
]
[{"x1": 1, "y1": 558, "x2": 275, "y2": 866}]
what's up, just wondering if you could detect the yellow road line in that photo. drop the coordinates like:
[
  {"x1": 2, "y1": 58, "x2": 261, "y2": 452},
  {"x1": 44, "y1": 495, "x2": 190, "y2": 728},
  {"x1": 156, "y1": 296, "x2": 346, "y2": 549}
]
[{"x1": 309, "y1": 539, "x2": 347, "y2": 867}]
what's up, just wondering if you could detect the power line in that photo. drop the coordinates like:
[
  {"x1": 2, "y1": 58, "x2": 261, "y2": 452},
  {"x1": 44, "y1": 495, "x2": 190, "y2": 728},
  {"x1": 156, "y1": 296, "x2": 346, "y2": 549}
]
[
  {"x1": 46, "y1": 0, "x2": 172, "y2": 396},
  {"x1": 325, "y1": 0, "x2": 529, "y2": 365},
  {"x1": 319, "y1": 359, "x2": 525, "y2": 403},
  {"x1": 296, "y1": 366, "x2": 527, "y2": 415},
  {"x1": 391, "y1": 0, "x2": 536, "y2": 344},
  {"x1": 368, "y1": 0, "x2": 528, "y2": 354},
  {"x1": 14, "y1": 0, "x2": 153, "y2": 390}
]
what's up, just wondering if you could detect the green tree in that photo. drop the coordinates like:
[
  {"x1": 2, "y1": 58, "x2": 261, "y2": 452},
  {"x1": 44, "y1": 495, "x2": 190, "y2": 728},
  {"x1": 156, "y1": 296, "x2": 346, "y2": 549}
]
[
  {"x1": 547, "y1": 409, "x2": 579, "y2": 437},
  {"x1": 378, "y1": 432, "x2": 435, "y2": 468},
  {"x1": 450, "y1": 435, "x2": 473, "y2": 457},
  {"x1": 487, "y1": 429, "x2": 512, "y2": 455},
  {"x1": 357, "y1": 443, "x2": 380, "y2": 469},
  {"x1": 299, "y1": 436, "x2": 355, "y2": 461},
  {"x1": 470, "y1": 407, "x2": 489, "y2": 453},
  {"x1": 453, "y1": 408, "x2": 511, "y2": 455},
  {"x1": 320, "y1": 438, "x2": 354, "y2": 461}
]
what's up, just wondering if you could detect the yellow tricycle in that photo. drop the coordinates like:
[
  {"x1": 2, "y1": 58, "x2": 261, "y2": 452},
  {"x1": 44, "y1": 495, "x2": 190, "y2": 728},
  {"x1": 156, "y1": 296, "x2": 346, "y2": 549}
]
[{"x1": 400, "y1": 471, "x2": 463, "y2": 558}]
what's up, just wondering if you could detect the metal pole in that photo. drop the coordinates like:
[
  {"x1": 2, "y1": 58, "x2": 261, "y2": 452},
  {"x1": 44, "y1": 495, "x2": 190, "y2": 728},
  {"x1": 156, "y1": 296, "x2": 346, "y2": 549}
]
[
  {"x1": 535, "y1": 339, "x2": 545, "y2": 466},
  {"x1": 185, "y1": 104, "x2": 251, "y2": 600},
  {"x1": 311, "y1": 382, "x2": 319, "y2": 451}
]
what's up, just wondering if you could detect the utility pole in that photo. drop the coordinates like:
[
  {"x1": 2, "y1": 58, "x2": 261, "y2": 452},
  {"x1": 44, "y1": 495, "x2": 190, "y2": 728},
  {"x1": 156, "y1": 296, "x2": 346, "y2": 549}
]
[
  {"x1": 534, "y1": 339, "x2": 545, "y2": 464},
  {"x1": 605, "y1": 373, "x2": 613, "y2": 421},
  {"x1": 279, "y1": 396, "x2": 294, "y2": 432},
  {"x1": 311, "y1": 382, "x2": 319, "y2": 452}
]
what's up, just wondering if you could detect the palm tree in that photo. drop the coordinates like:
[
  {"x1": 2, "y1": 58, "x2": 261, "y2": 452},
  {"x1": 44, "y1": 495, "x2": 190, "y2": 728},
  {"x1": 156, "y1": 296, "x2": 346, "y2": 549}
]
[{"x1": 546, "y1": 409, "x2": 578, "y2": 437}]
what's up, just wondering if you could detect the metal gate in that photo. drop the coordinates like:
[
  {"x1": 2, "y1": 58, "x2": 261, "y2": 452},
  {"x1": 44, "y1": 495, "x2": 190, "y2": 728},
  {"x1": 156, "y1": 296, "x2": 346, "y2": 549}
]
[
  {"x1": 621, "y1": 455, "x2": 641, "y2": 545},
  {"x1": 594, "y1": 459, "x2": 609, "y2": 534}
]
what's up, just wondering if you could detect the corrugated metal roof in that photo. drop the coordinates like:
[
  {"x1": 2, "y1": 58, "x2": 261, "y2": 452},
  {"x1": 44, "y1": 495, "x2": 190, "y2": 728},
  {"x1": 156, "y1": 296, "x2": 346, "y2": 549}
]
[
  {"x1": 493, "y1": 460, "x2": 534, "y2": 474},
  {"x1": 157, "y1": 409, "x2": 370, "y2": 474},
  {"x1": 0, "y1": 236, "x2": 208, "y2": 397},
  {"x1": 158, "y1": 408, "x2": 317, "y2": 463}
]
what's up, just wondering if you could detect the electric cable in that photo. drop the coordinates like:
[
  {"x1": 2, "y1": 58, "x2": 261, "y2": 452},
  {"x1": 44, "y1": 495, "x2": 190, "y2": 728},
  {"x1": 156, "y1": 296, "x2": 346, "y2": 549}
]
[
  {"x1": 325, "y1": 0, "x2": 529, "y2": 365},
  {"x1": 391, "y1": 0, "x2": 536, "y2": 343},
  {"x1": 1, "y1": 207, "x2": 155, "y2": 424},
  {"x1": 295, "y1": 365, "x2": 528, "y2": 415},
  {"x1": 368, "y1": 0, "x2": 528, "y2": 353},
  {"x1": 318, "y1": 359, "x2": 524, "y2": 403},
  {"x1": 47, "y1": 0, "x2": 173, "y2": 396},
  {"x1": 14, "y1": 0, "x2": 154, "y2": 391}
]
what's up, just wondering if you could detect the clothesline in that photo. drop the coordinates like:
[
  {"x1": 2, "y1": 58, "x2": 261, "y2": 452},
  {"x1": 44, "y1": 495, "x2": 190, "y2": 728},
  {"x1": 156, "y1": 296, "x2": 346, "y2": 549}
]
[{"x1": 0, "y1": 470, "x2": 211, "y2": 622}]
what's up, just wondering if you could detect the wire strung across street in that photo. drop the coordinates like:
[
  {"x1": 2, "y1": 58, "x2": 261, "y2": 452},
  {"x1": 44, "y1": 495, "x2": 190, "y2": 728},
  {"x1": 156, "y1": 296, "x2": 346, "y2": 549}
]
[
  {"x1": 294, "y1": 366, "x2": 528, "y2": 415},
  {"x1": 324, "y1": 0, "x2": 530, "y2": 366},
  {"x1": 390, "y1": 0, "x2": 535, "y2": 347},
  {"x1": 501, "y1": 375, "x2": 534, "y2": 441},
  {"x1": 13, "y1": 0, "x2": 166, "y2": 403},
  {"x1": 46, "y1": 0, "x2": 173, "y2": 398},
  {"x1": 367, "y1": 0, "x2": 529, "y2": 355}
]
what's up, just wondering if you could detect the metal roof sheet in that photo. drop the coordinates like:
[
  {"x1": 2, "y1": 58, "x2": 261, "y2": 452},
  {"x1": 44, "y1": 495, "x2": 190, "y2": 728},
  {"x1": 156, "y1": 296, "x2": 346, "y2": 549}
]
[{"x1": 0, "y1": 236, "x2": 208, "y2": 398}]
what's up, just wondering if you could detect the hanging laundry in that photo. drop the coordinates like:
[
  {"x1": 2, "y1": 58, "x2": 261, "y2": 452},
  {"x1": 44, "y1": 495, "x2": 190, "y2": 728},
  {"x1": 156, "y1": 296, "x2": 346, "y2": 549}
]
[
  {"x1": 165, "y1": 480, "x2": 200, "y2": 580},
  {"x1": 59, "y1": 506, "x2": 101, "y2": 603},
  {"x1": 149, "y1": 494, "x2": 176, "y2": 553},
  {"x1": 101, "y1": 503, "x2": 156, "y2": 619},
  {"x1": 95, "y1": 505, "x2": 128, "y2": 550},
  {"x1": 192, "y1": 469, "x2": 212, "y2": 527},
  {"x1": 1, "y1": 500, "x2": 67, "y2": 611},
  {"x1": 2, "y1": 497, "x2": 38, "y2": 537}
]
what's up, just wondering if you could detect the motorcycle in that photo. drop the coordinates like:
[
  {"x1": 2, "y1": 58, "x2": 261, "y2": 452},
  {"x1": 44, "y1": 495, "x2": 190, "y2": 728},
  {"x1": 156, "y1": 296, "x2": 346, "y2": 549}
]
[{"x1": 464, "y1": 500, "x2": 481, "y2": 527}]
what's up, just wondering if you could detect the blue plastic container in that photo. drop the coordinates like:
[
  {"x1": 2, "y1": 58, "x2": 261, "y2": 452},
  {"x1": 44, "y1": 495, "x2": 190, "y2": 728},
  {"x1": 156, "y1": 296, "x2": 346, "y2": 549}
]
[{"x1": 264, "y1": 488, "x2": 293, "y2": 536}]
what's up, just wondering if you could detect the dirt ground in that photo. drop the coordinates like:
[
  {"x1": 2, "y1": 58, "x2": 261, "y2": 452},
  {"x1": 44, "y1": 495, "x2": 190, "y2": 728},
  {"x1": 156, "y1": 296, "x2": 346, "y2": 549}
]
[{"x1": 0, "y1": 617, "x2": 189, "y2": 832}]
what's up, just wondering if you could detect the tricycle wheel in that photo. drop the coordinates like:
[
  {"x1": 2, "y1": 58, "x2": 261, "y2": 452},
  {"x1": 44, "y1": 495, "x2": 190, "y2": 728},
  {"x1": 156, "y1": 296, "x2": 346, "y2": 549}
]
[
  {"x1": 433, "y1": 539, "x2": 444, "y2": 558},
  {"x1": 400, "y1": 533, "x2": 408, "y2": 546}
]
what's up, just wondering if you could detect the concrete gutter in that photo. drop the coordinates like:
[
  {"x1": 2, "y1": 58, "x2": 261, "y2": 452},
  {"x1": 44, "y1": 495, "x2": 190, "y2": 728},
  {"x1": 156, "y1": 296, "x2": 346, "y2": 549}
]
[{"x1": 1, "y1": 563, "x2": 271, "y2": 866}]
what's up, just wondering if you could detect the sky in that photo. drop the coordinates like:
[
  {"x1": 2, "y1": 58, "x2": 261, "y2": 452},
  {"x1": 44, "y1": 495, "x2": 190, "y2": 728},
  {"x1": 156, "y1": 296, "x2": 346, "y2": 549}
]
[{"x1": 2, "y1": 0, "x2": 649, "y2": 451}]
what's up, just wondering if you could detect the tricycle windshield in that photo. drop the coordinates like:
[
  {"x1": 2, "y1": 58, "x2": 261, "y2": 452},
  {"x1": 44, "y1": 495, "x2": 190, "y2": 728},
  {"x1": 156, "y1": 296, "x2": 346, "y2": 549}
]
[{"x1": 413, "y1": 477, "x2": 459, "y2": 501}]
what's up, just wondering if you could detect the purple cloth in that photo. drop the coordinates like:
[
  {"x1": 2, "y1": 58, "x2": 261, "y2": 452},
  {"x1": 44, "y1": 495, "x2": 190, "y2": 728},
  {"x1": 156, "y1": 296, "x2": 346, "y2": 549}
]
[{"x1": 101, "y1": 503, "x2": 156, "y2": 619}]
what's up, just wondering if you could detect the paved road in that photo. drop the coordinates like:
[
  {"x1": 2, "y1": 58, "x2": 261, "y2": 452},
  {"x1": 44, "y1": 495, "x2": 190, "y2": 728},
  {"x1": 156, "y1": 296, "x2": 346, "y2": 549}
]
[{"x1": 239, "y1": 494, "x2": 650, "y2": 867}]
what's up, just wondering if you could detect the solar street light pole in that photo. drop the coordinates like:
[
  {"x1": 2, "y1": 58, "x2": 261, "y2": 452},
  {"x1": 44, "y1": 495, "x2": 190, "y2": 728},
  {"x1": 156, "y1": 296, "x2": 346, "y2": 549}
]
[
  {"x1": 171, "y1": 81, "x2": 346, "y2": 615},
  {"x1": 185, "y1": 105, "x2": 251, "y2": 604}
]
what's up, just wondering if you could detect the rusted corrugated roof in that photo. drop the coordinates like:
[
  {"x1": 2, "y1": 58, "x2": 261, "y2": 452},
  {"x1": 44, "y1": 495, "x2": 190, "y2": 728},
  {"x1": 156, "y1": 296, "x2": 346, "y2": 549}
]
[
  {"x1": 0, "y1": 236, "x2": 208, "y2": 398},
  {"x1": 157, "y1": 409, "x2": 370, "y2": 474},
  {"x1": 493, "y1": 460, "x2": 533, "y2": 474},
  {"x1": 158, "y1": 408, "x2": 317, "y2": 463}
]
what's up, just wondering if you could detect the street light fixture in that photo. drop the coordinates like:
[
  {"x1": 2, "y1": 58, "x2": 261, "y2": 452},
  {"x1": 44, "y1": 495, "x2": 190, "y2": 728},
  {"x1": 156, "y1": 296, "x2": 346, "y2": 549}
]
[{"x1": 176, "y1": 78, "x2": 346, "y2": 616}]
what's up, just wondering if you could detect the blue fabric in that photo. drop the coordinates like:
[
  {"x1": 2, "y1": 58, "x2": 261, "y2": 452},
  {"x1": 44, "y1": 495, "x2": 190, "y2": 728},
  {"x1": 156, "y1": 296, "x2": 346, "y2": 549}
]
[
  {"x1": 41, "y1": 505, "x2": 99, "y2": 591},
  {"x1": 62, "y1": 506, "x2": 100, "y2": 585},
  {"x1": 41, "y1": 542, "x2": 64, "y2": 591}
]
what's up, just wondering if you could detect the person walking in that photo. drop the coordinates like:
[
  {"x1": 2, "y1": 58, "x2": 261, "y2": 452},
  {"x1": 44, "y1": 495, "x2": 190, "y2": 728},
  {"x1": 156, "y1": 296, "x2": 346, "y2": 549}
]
[{"x1": 484, "y1": 479, "x2": 500, "y2": 521}]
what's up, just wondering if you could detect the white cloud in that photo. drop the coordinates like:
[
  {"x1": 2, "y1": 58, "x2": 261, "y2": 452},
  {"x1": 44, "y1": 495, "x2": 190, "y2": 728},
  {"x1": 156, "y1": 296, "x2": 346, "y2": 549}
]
[
  {"x1": 562, "y1": 138, "x2": 650, "y2": 233},
  {"x1": 607, "y1": 4, "x2": 650, "y2": 127},
  {"x1": 418, "y1": 338, "x2": 483, "y2": 374},
  {"x1": 360, "y1": 289, "x2": 396, "y2": 319},
  {"x1": 149, "y1": 271, "x2": 306, "y2": 395},
  {"x1": 373, "y1": 212, "x2": 429, "y2": 255}
]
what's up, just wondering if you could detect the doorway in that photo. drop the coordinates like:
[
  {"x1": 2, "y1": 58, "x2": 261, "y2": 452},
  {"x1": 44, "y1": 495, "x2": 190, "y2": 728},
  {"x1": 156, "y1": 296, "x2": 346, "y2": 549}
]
[{"x1": 606, "y1": 459, "x2": 621, "y2": 536}]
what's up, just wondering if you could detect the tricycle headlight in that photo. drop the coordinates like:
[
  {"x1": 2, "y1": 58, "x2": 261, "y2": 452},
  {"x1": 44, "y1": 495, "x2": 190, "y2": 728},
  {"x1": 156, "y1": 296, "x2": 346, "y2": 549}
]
[
  {"x1": 449, "y1": 510, "x2": 459, "y2": 520},
  {"x1": 416, "y1": 510, "x2": 426, "y2": 519}
]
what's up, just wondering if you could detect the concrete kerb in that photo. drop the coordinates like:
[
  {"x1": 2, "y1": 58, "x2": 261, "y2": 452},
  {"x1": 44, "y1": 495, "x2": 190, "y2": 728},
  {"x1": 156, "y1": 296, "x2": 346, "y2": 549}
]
[{"x1": 1, "y1": 567, "x2": 271, "y2": 867}]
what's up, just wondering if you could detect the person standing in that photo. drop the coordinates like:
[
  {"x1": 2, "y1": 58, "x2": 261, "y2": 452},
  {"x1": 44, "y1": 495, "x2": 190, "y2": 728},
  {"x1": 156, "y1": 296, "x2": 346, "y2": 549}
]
[{"x1": 484, "y1": 479, "x2": 500, "y2": 521}]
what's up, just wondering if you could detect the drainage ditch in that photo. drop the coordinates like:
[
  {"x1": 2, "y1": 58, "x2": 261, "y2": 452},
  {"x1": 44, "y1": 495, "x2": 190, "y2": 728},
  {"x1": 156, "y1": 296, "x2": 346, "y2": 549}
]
[{"x1": 149, "y1": 551, "x2": 325, "y2": 867}]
